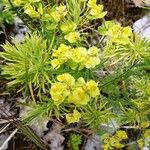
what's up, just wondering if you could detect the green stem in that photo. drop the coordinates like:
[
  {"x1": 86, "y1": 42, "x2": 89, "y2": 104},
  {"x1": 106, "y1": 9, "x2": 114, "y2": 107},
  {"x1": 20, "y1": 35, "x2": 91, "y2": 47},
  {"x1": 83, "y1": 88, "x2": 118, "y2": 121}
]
[{"x1": 29, "y1": 82, "x2": 36, "y2": 103}]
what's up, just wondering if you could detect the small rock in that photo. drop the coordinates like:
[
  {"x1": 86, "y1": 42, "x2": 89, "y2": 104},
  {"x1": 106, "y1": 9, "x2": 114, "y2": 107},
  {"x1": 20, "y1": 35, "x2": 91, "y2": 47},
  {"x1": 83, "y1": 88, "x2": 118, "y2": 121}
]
[
  {"x1": 43, "y1": 123, "x2": 65, "y2": 150},
  {"x1": 133, "y1": 14, "x2": 150, "y2": 39},
  {"x1": 0, "y1": 133, "x2": 9, "y2": 150},
  {"x1": 84, "y1": 134, "x2": 102, "y2": 150}
]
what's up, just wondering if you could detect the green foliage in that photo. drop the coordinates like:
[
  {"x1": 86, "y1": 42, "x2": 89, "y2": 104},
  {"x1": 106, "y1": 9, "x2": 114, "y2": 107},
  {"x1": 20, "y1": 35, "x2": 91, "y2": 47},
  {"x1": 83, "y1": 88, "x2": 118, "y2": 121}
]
[
  {"x1": 83, "y1": 102, "x2": 113, "y2": 129},
  {"x1": 1, "y1": 0, "x2": 150, "y2": 149},
  {"x1": 0, "y1": 33, "x2": 52, "y2": 96},
  {"x1": 69, "y1": 134, "x2": 82, "y2": 150},
  {"x1": 0, "y1": 9, "x2": 14, "y2": 25}
]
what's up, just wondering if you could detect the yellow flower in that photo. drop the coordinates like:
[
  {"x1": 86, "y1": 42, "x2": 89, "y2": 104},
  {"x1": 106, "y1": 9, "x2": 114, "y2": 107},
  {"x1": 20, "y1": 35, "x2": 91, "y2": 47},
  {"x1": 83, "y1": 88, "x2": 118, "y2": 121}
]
[
  {"x1": 110, "y1": 139, "x2": 124, "y2": 149},
  {"x1": 50, "y1": 82, "x2": 70, "y2": 105},
  {"x1": 37, "y1": 3, "x2": 43, "y2": 15},
  {"x1": 66, "y1": 110, "x2": 81, "y2": 124},
  {"x1": 57, "y1": 73, "x2": 75, "y2": 86},
  {"x1": 52, "y1": 44, "x2": 71, "y2": 63},
  {"x1": 137, "y1": 139, "x2": 144, "y2": 149},
  {"x1": 51, "y1": 5, "x2": 67, "y2": 22},
  {"x1": 86, "y1": 80, "x2": 100, "y2": 97},
  {"x1": 88, "y1": 46, "x2": 99, "y2": 56},
  {"x1": 51, "y1": 59, "x2": 61, "y2": 69},
  {"x1": 68, "y1": 87, "x2": 90, "y2": 105},
  {"x1": 113, "y1": 130, "x2": 128, "y2": 140},
  {"x1": 76, "y1": 77, "x2": 86, "y2": 86},
  {"x1": 140, "y1": 122, "x2": 150, "y2": 129},
  {"x1": 89, "y1": 4, "x2": 107, "y2": 19},
  {"x1": 14, "y1": 0, "x2": 21, "y2": 6},
  {"x1": 24, "y1": 5, "x2": 40, "y2": 17},
  {"x1": 109, "y1": 24, "x2": 132, "y2": 44},
  {"x1": 64, "y1": 31, "x2": 80, "y2": 43},
  {"x1": 60, "y1": 21, "x2": 77, "y2": 33},
  {"x1": 144, "y1": 129, "x2": 150, "y2": 138},
  {"x1": 87, "y1": 0, "x2": 97, "y2": 8},
  {"x1": 84, "y1": 56, "x2": 100, "y2": 68},
  {"x1": 71, "y1": 47, "x2": 87, "y2": 63}
]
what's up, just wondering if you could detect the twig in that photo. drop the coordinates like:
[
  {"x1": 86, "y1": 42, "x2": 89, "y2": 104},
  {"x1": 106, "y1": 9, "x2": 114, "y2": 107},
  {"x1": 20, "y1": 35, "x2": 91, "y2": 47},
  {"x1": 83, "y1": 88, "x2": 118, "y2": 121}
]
[
  {"x1": 0, "y1": 128, "x2": 18, "y2": 150},
  {"x1": 101, "y1": 123, "x2": 140, "y2": 129},
  {"x1": 0, "y1": 119, "x2": 19, "y2": 125},
  {"x1": 0, "y1": 123, "x2": 10, "y2": 134}
]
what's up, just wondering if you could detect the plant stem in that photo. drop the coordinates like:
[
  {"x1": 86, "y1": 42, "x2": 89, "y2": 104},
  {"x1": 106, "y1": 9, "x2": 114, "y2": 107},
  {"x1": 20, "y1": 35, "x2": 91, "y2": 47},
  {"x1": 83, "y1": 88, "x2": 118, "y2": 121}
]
[{"x1": 29, "y1": 82, "x2": 36, "y2": 103}]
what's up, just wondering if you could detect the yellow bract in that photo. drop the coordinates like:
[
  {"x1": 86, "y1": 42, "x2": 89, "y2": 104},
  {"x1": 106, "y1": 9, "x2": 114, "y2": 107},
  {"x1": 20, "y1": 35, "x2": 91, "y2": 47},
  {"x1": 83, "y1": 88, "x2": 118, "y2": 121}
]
[
  {"x1": 68, "y1": 87, "x2": 90, "y2": 105},
  {"x1": 24, "y1": 3, "x2": 43, "y2": 18},
  {"x1": 88, "y1": 46, "x2": 99, "y2": 56},
  {"x1": 86, "y1": 80, "x2": 100, "y2": 97},
  {"x1": 60, "y1": 21, "x2": 77, "y2": 33},
  {"x1": 71, "y1": 47, "x2": 87, "y2": 63},
  {"x1": 51, "y1": 5, "x2": 67, "y2": 22},
  {"x1": 51, "y1": 44, "x2": 100, "y2": 69},
  {"x1": 14, "y1": 0, "x2": 21, "y2": 6},
  {"x1": 51, "y1": 44, "x2": 72, "y2": 68},
  {"x1": 102, "y1": 131, "x2": 128, "y2": 150},
  {"x1": 109, "y1": 24, "x2": 132, "y2": 44},
  {"x1": 113, "y1": 130, "x2": 128, "y2": 140},
  {"x1": 87, "y1": 0, "x2": 97, "y2": 8},
  {"x1": 66, "y1": 110, "x2": 81, "y2": 124},
  {"x1": 84, "y1": 55, "x2": 100, "y2": 68},
  {"x1": 51, "y1": 59, "x2": 61, "y2": 69},
  {"x1": 64, "y1": 31, "x2": 80, "y2": 43},
  {"x1": 57, "y1": 73, "x2": 75, "y2": 86},
  {"x1": 50, "y1": 73, "x2": 100, "y2": 106},
  {"x1": 88, "y1": 0, "x2": 107, "y2": 19},
  {"x1": 50, "y1": 82, "x2": 70, "y2": 105},
  {"x1": 24, "y1": 5, "x2": 40, "y2": 17}
]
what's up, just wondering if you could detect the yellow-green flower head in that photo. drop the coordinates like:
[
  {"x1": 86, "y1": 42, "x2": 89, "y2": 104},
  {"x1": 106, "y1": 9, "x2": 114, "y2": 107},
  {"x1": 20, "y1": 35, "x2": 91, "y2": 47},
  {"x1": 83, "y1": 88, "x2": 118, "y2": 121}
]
[
  {"x1": 87, "y1": 0, "x2": 97, "y2": 8},
  {"x1": 109, "y1": 24, "x2": 132, "y2": 44},
  {"x1": 14, "y1": 0, "x2": 21, "y2": 6},
  {"x1": 71, "y1": 47, "x2": 87, "y2": 63},
  {"x1": 68, "y1": 87, "x2": 90, "y2": 105},
  {"x1": 60, "y1": 21, "x2": 77, "y2": 33},
  {"x1": 51, "y1": 5, "x2": 67, "y2": 22},
  {"x1": 57, "y1": 73, "x2": 75, "y2": 86},
  {"x1": 109, "y1": 138, "x2": 124, "y2": 149},
  {"x1": 52, "y1": 44, "x2": 71, "y2": 58},
  {"x1": 37, "y1": 3, "x2": 43, "y2": 15},
  {"x1": 88, "y1": 46, "x2": 99, "y2": 56},
  {"x1": 64, "y1": 31, "x2": 80, "y2": 43},
  {"x1": 86, "y1": 80, "x2": 100, "y2": 97},
  {"x1": 84, "y1": 55, "x2": 100, "y2": 68},
  {"x1": 113, "y1": 131, "x2": 128, "y2": 140},
  {"x1": 51, "y1": 59, "x2": 61, "y2": 69},
  {"x1": 51, "y1": 44, "x2": 73, "y2": 69},
  {"x1": 66, "y1": 110, "x2": 81, "y2": 124},
  {"x1": 76, "y1": 77, "x2": 86, "y2": 87},
  {"x1": 89, "y1": 4, "x2": 107, "y2": 19},
  {"x1": 24, "y1": 5, "x2": 40, "y2": 17},
  {"x1": 50, "y1": 82, "x2": 70, "y2": 105}
]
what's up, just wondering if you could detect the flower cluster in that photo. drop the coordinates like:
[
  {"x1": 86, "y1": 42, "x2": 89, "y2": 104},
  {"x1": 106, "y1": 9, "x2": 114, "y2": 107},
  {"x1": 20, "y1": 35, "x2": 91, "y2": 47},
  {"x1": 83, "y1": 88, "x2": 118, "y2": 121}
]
[
  {"x1": 50, "y1": 5, "x2": 67, "y2": 22},
  {"x1": 98, "y1": 21, "x2": 132, "y2": 44},
  {"x1": 51, "y1": 44, "x2": 100, "y2": 70},
  {"x1": 66, "y1": 109, "x2": 81, "y2": 124},
  {"x1": 60, "y1": 21, "x2": 80, "y2": 43},
  {"x1": 24, "y1": 3, "x2": 43, "y2": 18},
  {"x1": 87, "y1": 0, "x2": 107, "y2": 19},
  {"x1": 50, "y1": 73, "x2": 100, "y2": 106},
  {"x1": 13, "y1": 0, "x2": 43, "y2": 18},
  {"x1": 102, "y1": 130, "x2": 128, "y2": 150}
]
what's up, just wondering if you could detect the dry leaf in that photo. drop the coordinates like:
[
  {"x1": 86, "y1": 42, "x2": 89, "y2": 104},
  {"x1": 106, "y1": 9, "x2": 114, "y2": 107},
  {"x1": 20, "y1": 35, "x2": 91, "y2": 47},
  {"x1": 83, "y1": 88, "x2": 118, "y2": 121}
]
[
  {"x1": 132, "y1": 0, "x2": 145, "y2": 7},
  {"x1": 43, "y1": 123, "x2": 65, "y2": 150}
]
